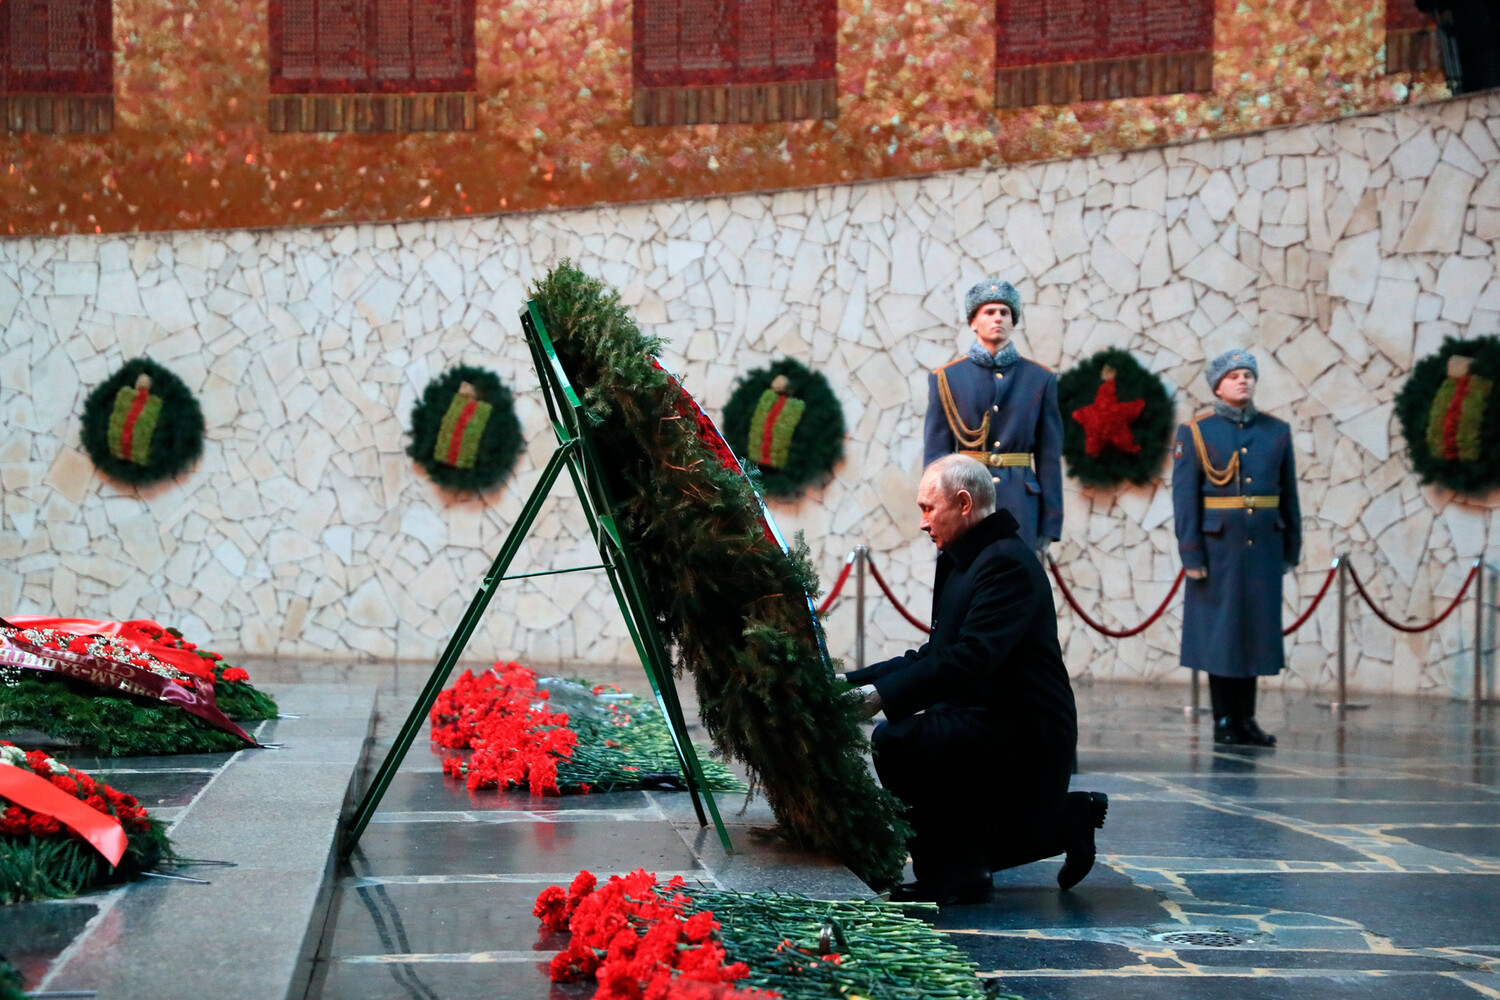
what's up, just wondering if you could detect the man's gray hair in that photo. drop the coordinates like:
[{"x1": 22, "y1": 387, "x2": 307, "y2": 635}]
[{"x1": 926, "y1": 454, "x2": 997, "y2": 518}]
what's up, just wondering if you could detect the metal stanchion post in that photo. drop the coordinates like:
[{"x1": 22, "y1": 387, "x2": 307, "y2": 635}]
[
  {"x1": 1320, "y1": 555, "x2": 1367, "y2": 713},
  {"x1": 855, "y1": 545, "x2": 868, "y2": 672},
  {"x1": 1475, "y1": 559, "x2": 1484, "y2": 705},
  {"x1": 1181, "y1": 668, "x2": 1208, "y2": 718}
]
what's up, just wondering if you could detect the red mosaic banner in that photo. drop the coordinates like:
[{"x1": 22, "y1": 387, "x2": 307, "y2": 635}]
[
  {"x1": 634, "y1": 0, "x2": 835, "y2": 88},
  {"x1": 270, "y1": 0, "x2": 475, "y2": 94},
  {"x1": 996, "y1": 0, "x2": 1214, "y2": 68},
  {"x1": 0, "y1": 0, "x2": 112, "y2": 94}
]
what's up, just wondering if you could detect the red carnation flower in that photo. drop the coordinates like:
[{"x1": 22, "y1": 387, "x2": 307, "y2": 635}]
[{"x1": 27, "y1": 813, "x2": 62, "y2": 837}]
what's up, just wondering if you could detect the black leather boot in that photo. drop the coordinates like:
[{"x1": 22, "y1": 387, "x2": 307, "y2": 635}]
[
  {"x1": 1240, "y1": 718, "x2": 1277, "y2": 746},
  {"x1": 1213, "y1": 716, "x2": 1242, "y2": 745},
  {"x1": 1058, "y1": 791, "x2": 1109, "y2": 891}
]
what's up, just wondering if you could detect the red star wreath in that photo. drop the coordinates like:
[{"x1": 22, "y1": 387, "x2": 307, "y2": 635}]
[
  {"x1": 1071, "y1": 367, "x2": 1145, "y2": 457},
  {"x1": 1057, "y1": 349, "x2": 1174, "y2": 487}
]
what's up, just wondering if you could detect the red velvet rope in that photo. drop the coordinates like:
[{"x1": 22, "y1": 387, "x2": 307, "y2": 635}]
[
  {"x1": 1048, "y1": 559, "x2": 1186, "y2": 638},
  {"x1": 816, "y1": 555, "x2": 855, "y2": 615},
  {"x1": 822, "y1": 549, "x2": 1477, "y2": 642},
  {"x1": 1345, "y1": 559, "x2": 1480, "y2": 634},
  {"x1": 1281, "y1": 562, "x2": 1340, "y2": 636},
  {"x1": 864, "y1": 556, "x2": 932, "y2": 634}
]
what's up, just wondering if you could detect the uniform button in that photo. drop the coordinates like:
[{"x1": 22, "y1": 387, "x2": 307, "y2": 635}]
[
  {"x1": 993, "y1": 441, "x2": 1001, "y2": 447},
  {"x1": 992, "y1": 405, "x2": 999, "y2": 412},
  {"x1": 1245, "y1": 477, "x2": 1252, "y2": 484},
  {"x1": 1241, "y1": 447, "x2": 1248, "y2": 453},
  {"x1": 995, "y1": 373, "x2": 1003, "y2": 379},
  {"x1": 1247, "y1": 539, "x2": 1254, "y2": 547},
  {"x1": 992, "y1": 476, "x2": 1000, "y2": 483}
]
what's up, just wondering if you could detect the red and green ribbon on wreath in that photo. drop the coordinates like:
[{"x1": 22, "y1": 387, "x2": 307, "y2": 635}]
[
  {"x1": 1425, "y1": 355, "x2": 1492, "y2": 463},
  {"x1": 434, "y1": 381, "x2": 495, "y2": 470},
  {"x1": 747, "y1": 376, "x2": 806, "y2": 470},
  {"x1": 107, "y1": 373, "x2": 163, "y2": 465},
  {"x1": 407, "y1": 365, "x2": 522, "y2": 492}
]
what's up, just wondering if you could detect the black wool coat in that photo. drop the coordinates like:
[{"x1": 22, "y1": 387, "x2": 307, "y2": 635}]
[{"x1": 846, "y1": 510, "x2": 1077, "y2": 750}]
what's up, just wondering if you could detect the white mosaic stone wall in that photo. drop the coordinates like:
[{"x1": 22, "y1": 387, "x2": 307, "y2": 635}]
[{"x1": 4, "y1": 91, "x2": 1500, "y2": 698}]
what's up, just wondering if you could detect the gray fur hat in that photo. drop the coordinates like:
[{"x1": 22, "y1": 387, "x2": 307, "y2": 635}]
[
  {"x1": 964, "y1": 278, "x2": 1022, "y2": 323},
  {"x1": 1205, "y1": 348, "x2": 1258, "y2": 390}
]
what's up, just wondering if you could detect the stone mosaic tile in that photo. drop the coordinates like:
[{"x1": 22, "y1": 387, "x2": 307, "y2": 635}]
[
  {"x1": 349, "y1": 819, "x2": 701, "y2": 877},
  {"x1": 1383, "y1": 825, "x2": 1500, "y2": 859},
  {"x1": 326, "y1": 880, "x2": 569, "y2": 957},
  {"x1": 987, "y1": 972, "x2": 1489, "y2": 1000},
  {"x1": 1180, "y1": 873, "x2": 1500, "y2": 948}
]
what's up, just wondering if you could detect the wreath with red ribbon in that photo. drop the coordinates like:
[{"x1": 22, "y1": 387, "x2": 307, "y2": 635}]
[
  {"x1": 1395, "y1": 336, "x2": 1500, "y2": 494},
  {"x1": 0, "y1": 742, "x2": 174, "y2": 904},
  {"x1": 1057, "y1": 348, "x2": 1174, "y2": 487},
  {"x1": 407, "y1": 365, "x2": 523, "y2": 492},
  {"x1": 80, "y1": 358, "x2": 204, "y2": 486},
  {"x1": 720, "y1": 359, "x2": 845, "y2": 500}
]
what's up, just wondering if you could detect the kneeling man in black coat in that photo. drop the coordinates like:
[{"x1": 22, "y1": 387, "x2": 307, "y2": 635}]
[{"x1": 845, "y1": 454, "x2": 1108, "y2": 905}]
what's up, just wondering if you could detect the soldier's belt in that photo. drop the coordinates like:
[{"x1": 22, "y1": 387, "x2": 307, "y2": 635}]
[
  {"x1": 958, "y1": 451, "x2": 1032, "y2": 468},
  {"x1": 1203, "y1": 495, "x2": 1280, "y2": 509}
]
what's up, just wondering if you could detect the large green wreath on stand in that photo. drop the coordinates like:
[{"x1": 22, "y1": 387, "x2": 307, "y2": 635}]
[
  {"x1": 1057, "y1": 348, "x2": 1174, "y2": 487},
  {"x1": 80, "y1": 358, "x2": 204, "y2": 485},
  {"x1": 720, "y1": 359, "x2": 845, "y2": 499},
  {"x1": 407, "y1": 365, "x2": 523, "y2": 492},
  {"x1": 532, "y1": 262, "x2": 909, "y2": 890},
  {"x1": 1395, "y1": 336, "x2": 1500, "y2": 494}
]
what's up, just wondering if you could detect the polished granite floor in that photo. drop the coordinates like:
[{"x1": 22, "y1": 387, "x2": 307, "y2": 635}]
[
  {"x1": 5, "y1": 673, "x2": 1497, "y2": 1000},
  {"x1": 304, "y1": 675, "x2": 1500, "y2": 1000}
]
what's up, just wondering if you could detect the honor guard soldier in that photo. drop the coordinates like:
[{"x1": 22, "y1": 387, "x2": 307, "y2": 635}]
[
  {"x1": 1172, "y1": 349, "x2": 1302, "y2": 747},
  {"x1": 924, "y1": 279, "x2": 1063, "y2": 554}
]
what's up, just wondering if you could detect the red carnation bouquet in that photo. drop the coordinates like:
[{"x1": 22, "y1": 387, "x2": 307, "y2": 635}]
[
  {"x1": 431, "y1": 663, "x2": 580, "y2": 796},
  {"x1": 535, "y1": 868, "x2": 780, "y2": 1000},
  {"x1": 0, "y1": 742, "x2": 174, "y2": 903}
]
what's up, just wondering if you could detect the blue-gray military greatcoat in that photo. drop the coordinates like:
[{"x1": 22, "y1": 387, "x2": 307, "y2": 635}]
[
  {"x1": 1172, "y1": 410, "x2": 1302, "y2": 678},
  {"x1": 924, "y1": 356, "x2": 1064, "y2": 550}
]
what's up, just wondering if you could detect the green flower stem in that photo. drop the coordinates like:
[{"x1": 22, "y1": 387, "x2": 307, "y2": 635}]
[{"x1": 670, "y1": 887, "x2": 987, "y2": 1000}]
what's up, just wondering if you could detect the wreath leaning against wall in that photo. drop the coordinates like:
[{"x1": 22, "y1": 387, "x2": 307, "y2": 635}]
[
  {"x1": 719, "y1": 358, "x2": 845, "y2": 500},
  {"x1": 408, "y1": 365, "x2": 523, "y2": 492},
  {"x1": 80, "y1": 358, "x2": 205, "y2": 486},
  {"x1": 1395, "y1": 335, "x2": 1500, "y2": 494}
]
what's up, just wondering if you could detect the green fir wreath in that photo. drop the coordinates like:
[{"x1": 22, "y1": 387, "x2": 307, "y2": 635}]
[
  {"x1": 721, "y1": 359, "x2": 845, "y2": 499},
  {"x1": 408, "y1": 365, "x2": 523, "y2": 492},
  {"x1": 80, "y1": 358, "x2": 204, "y2": 486},
  {"x1": 1395, "y1": 336, "x2": 1500, "y2": 494},
  {"x1": 531, "y1": 261, "x2": 909, "y2": 890},
  {"x1": 0, "y1": 957, "x2": 20, "y2": 1000},
  {"x1": 0, "y1": 744, "x2": 175, "y2": 904},
  {"x1": 1057, "y1": 348, "x2": 1174, "y2": 487}
]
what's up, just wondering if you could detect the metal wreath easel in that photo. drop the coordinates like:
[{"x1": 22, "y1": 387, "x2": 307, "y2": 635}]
[{"x1": 341, "y1": 300, "x2": 731, "y2": 855}]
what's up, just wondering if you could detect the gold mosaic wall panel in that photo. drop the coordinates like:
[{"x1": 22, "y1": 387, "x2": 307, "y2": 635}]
[{"x1": 0, "y1": 0, "x2": 1446, "y2": 236}]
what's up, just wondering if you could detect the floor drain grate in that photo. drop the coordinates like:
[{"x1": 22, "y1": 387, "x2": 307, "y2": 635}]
[{"x1": 1155, "y1": 931, "x2": 1248, "y2": 948}]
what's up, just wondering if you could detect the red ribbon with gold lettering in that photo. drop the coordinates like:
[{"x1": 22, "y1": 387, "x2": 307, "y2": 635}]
[{"x1": 0, "y1": 764, "x2": 128, "y2": 866}]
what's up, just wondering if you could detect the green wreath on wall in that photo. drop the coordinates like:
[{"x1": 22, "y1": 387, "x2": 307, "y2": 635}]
[
  {"x1": 80, "y1": 358, "x2": 204, "y2": 485},
  {"x1": 1395, "y1": 336, "x2": 1500, "y2": 494},
  {"x1": 1057, "y1": 348, "x2": 1174, "y2": 487},
  {"x1": 720, "y1": 359, "x2": 845, "y2": 500},
  {"x1": 408, "y1": 365, "x2": 523, "y2": 492}
]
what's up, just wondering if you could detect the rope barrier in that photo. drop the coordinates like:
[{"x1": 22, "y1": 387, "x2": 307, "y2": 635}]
[
  {"x1": 1281, "y1": 560, "x2": 1340, "y2": 636},
  {"x1": 820, "y1": 545, "x2": 1481, "y2": 644},
  {"x1": 864, "y1": 555, "x2": 932, "y2": 634},
  {"x1": 816, "y1": 553, "x2": 855, "y2": 616},
  {"x1": 1345, "y1": 558, "x2": 1480, "y2": 634},
  {"x1": 1048, "y1": 559, "x2": 1186, "y2": 638}
]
